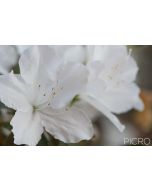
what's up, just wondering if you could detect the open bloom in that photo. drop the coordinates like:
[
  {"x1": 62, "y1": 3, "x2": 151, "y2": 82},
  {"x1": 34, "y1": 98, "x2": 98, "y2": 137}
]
[
  {"x1": 0, "y1": 46, "x2": 93, "y2": 145},
  {"x1": 83, "y1": 46, "x2": 144, "y2": 131},
  {"x1": 0, "y1": 45, "x2": 18, "y2": 74},
  {"x1": 52, "y1": 45, "x2": 144, "y2": 132}
]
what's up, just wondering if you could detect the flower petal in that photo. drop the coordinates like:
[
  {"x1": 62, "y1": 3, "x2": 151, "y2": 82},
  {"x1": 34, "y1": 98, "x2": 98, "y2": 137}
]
[
  {"x1": 86, "y1": 45, "x2": 128, "y2": 63},
  {"x1": 51, "y1": 45, "x2": 86, "y2": 63},
  {"x1": 40, "y1": 107, "x2": 94, "y2": 143},
  {"x1": 81, "y1": 95, "x2": 125, "y2": 132},
  {"x1": 16, "y1": 45, "x2": 30, "y2": 54},
  {"x1": 51, "y1": 62, "x2": 88, "y2": 108},
  {"x1": 0, "y1": 45, "x2": 18, "y2": 74},
  {"x1": 0, "y1": 73, "x2": 31, "y2": 111},
  {"x1": 19, "y1": 46, "x2": 62, "y2": 85},
  {"x1": 19, "y1": 45, "x2": 40, "y2": 84},
  {"x1": 87, "y1": 79, "x2": 144, "y2": 114},
  {"x1": 100, "y1": 83, "x2": 144, "y2": 113},
  {"x1": 11, "y1": 110, "x2": 43, "y2": 145}
]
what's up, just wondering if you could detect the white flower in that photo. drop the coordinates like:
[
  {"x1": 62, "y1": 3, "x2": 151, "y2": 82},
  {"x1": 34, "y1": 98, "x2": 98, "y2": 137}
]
[
  {"x1": 53, "y1": 45, "x2": 144, "y2": 132},
  {"x1": 0, "y1": 46, "x2": 93, "y2": 145},
  {"x1": 86, "y1": 46, "x2": 144, "y2": 111},
  {"x1": 0, "y1": 45, "x2": 18, "y2": 74},
  {"x1": 83, "y1": 46, "x2": 144, "y2": 131}
]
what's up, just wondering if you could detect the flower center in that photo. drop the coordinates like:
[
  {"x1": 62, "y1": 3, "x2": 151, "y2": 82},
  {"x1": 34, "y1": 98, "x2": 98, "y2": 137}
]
[{"x1": 33, "y1": 80, "x2": 63, "y2": 111}]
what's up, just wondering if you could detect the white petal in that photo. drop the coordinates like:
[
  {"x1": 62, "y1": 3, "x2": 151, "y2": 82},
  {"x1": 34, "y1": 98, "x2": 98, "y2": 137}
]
[
  {"x1": 86, "y1": 45, "x2": 127, "y2": 63},
  {"x1": 16, "y1": 45, "x2": 30, "y2": 54},
  {"x1": 75, "y1": 100, "x2": 100, "y2": 120},
  {"x1": 0, "y1": 45, "x2": 18, "y2": 74},
  {"x1": 120, "y1": 56, "x2": 138, "y2": 83},
  {"x1": 81, "y1": 95, "x2": 125, "y2": 132},
  {"x1": 0, "y1": 73, "x2": 31, "y2": 111},
  {"x1": 51, "y1": 62, "x2": 88, "y2": 108},
  {"x1": 51, "y1": 45, "x2": 86, "y2": 64},
  {"x1": 40, "y1": 107, "x2": 94, "y2": 143},
  {"x1": 86, "y1": 46, "x2": 105, "y2": 62},
  {"x1": 19, "y1": 45, "x2": 62, "y2": 84},
  {"x1": 19, "y1": 45, "x2": 39, "y2": 84},
  {"x1": 102, "y1": 83, "x2": 144, "y2": 113},
  {"x1": 87, "y1": 81, "x2": 144, "y2": 114},
  {"x1": 11, "y1": 110, "x2": 43, "y2": 145}
]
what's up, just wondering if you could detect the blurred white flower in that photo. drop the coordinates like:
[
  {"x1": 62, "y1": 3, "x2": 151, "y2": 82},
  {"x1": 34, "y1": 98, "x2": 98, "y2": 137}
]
[
  {"x1": 86, "y1": 46, "x2": 144, "y2": 111},
  {"x1": 0, "y1": 46, "x2": 93, "y2": 145},
  {"x1": 0, "y1": 45, "x2": 18, "y2": 74},
  {"x1": 53, "y1": 45, "x2": 144, "y2": 132}
]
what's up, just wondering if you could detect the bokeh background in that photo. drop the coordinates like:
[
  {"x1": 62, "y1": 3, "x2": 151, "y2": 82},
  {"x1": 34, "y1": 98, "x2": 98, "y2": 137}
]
[{"x1": 0, "y1": 45, "x2": 152, "y2": 146}]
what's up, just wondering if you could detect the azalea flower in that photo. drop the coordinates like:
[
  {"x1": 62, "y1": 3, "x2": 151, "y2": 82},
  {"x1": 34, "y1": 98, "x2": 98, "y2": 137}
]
[
  {"x1": 0, "y1": 46, "x2": 93, "y2": 145},
  {"x1": 52, "y1": 45, "x2": 144, "y2": 132},
  {"x1": 0, "y1": 45, "x2": 18, "y2": 74}
]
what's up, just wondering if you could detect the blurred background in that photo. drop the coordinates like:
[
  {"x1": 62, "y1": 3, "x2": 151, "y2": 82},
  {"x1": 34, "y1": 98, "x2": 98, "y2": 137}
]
[{"x1": 0, "y1": 45, "x2": 152, "y2": 146}]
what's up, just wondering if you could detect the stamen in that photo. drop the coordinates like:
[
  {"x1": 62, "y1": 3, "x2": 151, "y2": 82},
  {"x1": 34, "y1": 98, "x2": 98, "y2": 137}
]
[{"x1": 35, "y1": 79, "x2": 63, "y2": 110}]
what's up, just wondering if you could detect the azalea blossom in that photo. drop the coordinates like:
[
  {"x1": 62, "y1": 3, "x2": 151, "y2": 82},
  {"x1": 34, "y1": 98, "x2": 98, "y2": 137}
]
[
  {"x1": 52, "y1": 45, "x2": 144, "y2": 132},
  {"x1": 0, "y1": 46, "x2": 93, "y2": 145},
  {"x1": 0, "y1": 45, "x2": 18, "y2": 74}
]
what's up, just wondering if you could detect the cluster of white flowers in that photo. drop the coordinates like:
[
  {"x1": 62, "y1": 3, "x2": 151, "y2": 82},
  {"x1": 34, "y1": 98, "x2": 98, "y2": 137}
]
[{"x1": 0, "y1": 45, "x2": 144, "y2": 145}]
